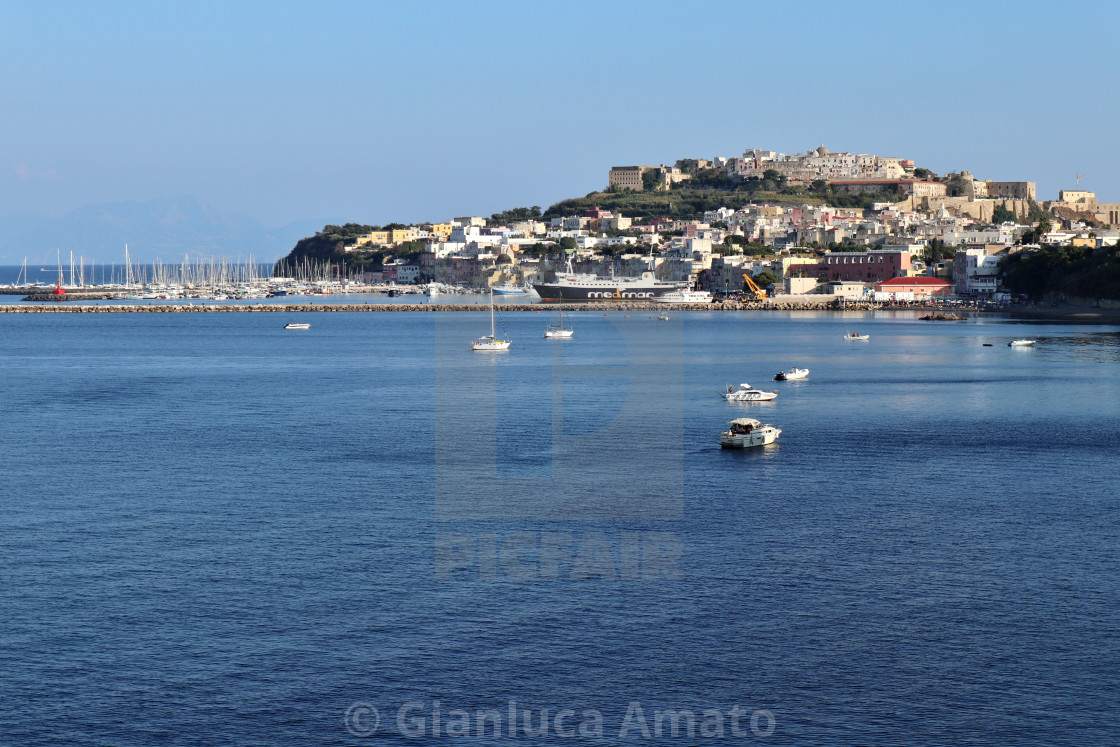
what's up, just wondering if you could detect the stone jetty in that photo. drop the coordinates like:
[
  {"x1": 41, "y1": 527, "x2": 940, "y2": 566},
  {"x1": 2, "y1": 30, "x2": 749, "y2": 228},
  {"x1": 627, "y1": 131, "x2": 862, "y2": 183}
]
[{"x1": 0, "y1": 298, "x2": 871, "y2": 313}]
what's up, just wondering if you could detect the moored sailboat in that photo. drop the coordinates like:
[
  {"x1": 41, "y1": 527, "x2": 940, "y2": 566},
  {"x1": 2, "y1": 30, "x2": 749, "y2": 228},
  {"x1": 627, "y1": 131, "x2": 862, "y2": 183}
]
[
  {"x1": 472, "y1": 290, "x2": 512, "y2": 351},
  {"x1": 544, "y1": 310, "x2": 573, "y2": 338}
]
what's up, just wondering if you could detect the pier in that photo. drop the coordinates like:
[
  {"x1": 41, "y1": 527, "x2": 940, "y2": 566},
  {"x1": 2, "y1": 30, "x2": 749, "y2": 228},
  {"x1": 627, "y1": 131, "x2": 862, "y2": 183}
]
[{"x1": 0, "y1": 298, "x2": 906, "y2": 313}]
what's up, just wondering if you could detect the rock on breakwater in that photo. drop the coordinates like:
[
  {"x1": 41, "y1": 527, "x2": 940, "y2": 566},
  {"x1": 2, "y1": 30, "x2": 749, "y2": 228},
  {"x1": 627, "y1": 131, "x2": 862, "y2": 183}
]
[
  {"x1": 2, "y1": 299, "x2": 846, "y2": 313},
  {"x1": 2, "y1": 297, "x2": 956, "y2": 314}
]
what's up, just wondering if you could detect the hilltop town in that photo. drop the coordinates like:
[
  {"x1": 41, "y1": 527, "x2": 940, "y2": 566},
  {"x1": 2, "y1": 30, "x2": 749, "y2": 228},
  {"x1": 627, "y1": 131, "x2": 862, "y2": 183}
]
[{"x1": 279, "y1": 145, "x2": 1120, "y2": 303}]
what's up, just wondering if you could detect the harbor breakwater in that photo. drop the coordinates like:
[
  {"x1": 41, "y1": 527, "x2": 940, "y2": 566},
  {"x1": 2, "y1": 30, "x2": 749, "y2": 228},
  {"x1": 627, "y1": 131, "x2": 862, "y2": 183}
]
[{"x1": 2, "y1": 299, "x2": 873, "y2": 313}]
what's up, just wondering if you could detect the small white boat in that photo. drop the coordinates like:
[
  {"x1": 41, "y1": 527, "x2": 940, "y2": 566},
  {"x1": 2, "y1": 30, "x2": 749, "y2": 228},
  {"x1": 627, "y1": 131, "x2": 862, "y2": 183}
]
[
  {"x1": 1009, "y1": 338, "x2": 1036, "y2": 347},
  {"x1": 656, "y1": 312, "x2": 672, "y2": 321},
  {"x1": 774, "y1": 367, "x2": 809, "y2": 381},
  {"x1": 654, "y1": 289, "x2": 713, "y2": 304},
  {"x1": 284, "y1": 322, "x2": 310, "y2": 330},
  {"x1": 721, "y1": 383, "x2": 779, "y2": 402},
  {"x1": 472, "y1": 290, "x2": 512, "y2": 351},
  {"x1": 491, "y1": 282, "x2": 527, "y2": 295},
  {"x1": 720, "y1": 418, "x2": 782, "y2": 448},
  {"x1": 844, "y1": 332, "x2": 870, "y2": 341},
  {"x1": 544, "y1": 310, "x2": 573, "y2": 339}
]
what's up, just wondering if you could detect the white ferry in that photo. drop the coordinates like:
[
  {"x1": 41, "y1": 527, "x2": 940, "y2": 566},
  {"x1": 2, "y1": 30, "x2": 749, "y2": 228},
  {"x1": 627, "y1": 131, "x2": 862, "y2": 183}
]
[{"x1": 533, "y1": 258, "x2": 686, "y2": 303}]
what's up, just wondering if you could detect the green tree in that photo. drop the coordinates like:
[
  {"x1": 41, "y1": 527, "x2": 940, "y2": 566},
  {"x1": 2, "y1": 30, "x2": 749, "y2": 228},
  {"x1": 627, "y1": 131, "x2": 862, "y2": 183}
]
[
  {"x1": 992, "y1": 204, "x2": 1018, "y2": 224},
  {"x1": 922, "y1": 239, "x2": 957, "y2": 264},
  {"x1": 1027, "y1": 200, "x2": 1047, "y2": 223},
  {"x1": 641, "y1": 169, "x2": 660, "y2": 191},
  {"x1": 753, "y1": 271, "x2": 778, "y2": 288},
  {"x1": 558, "y1": 236, "x2": 578, "y2": 253}
]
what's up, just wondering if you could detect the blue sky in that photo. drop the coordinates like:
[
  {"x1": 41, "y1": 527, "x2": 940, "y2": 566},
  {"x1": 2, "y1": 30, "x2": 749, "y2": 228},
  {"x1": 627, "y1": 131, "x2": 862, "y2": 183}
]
[{"x1": 3, "y1": 0, "x2": 1118, "y2": 234}]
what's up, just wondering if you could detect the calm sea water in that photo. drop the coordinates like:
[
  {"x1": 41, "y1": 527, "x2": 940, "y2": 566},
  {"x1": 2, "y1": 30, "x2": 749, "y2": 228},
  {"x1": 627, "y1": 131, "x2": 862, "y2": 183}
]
[{"x1": 1, "y1": 310, "x2": 1117, "y2": 745}]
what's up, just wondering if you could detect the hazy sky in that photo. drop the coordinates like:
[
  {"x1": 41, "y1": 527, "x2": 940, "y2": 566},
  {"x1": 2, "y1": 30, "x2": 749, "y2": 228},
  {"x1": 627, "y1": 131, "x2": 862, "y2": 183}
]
[{"x1": 3, "y1": 0, "x2": 1118, "y2": 229}]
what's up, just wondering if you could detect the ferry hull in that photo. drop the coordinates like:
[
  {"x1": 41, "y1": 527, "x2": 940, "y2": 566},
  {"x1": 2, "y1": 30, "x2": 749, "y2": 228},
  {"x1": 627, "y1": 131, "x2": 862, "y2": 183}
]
[{"x1": 532, "y1": 284, "x2": 683, "y2": 303}]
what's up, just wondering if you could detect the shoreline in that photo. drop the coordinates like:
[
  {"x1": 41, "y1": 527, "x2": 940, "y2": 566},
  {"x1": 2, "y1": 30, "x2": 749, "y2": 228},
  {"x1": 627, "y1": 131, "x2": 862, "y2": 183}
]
[{"x1": 1, "y1": 300, "x2": 1118, "y2": 320}]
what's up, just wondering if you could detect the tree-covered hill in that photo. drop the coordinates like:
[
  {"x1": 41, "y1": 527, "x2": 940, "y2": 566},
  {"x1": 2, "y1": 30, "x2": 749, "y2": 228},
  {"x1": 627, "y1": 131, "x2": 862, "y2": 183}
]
[
  {"x1": 281, "y1": 223, "x2": 375, "y2": 263},
  {"x1": 543, "y1": 180, "x2": 903, "y2": 220},
  {"x1": 274, "y1": 223, "x2": 425, "y2": 274},
  {"x1": 1001, "y1": 244, "x2": 1120, "y2": 301}
]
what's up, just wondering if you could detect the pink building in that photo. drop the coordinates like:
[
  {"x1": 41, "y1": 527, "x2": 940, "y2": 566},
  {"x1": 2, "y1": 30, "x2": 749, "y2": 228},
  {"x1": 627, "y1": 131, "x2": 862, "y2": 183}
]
[
  {"x1": 873, "y1": 277, "x2": 953, "y2": 297},
  {"x1": 808, "y1": 250, "x2": 910, "y2": 283}
]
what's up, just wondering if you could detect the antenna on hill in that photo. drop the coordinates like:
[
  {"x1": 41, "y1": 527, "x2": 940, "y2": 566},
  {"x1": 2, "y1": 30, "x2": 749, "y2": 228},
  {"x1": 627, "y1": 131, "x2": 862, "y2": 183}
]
[{"x1": 1076, "y1": 172, "x2": 1085, "y2": 187}]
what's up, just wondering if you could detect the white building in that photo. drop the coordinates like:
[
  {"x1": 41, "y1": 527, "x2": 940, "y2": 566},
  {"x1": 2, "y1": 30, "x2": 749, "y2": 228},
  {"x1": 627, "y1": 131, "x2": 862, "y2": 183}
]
[{"x1": 953, "y1": 248, "x2": 1003, "y2": 296}]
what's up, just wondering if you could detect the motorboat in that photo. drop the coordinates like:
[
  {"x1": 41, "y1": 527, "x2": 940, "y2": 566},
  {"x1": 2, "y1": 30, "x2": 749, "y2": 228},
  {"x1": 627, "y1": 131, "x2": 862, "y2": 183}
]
[
  {"x1": 656, "y1": 312, "x2": 672, "y2": 321},
  {"x1": 654, "y1": 289, "x2": 713, "y2": 304},
  {"x1": 492, "y1": 282, "x2": 527, "y2": 295},
  {"x1": 1009, "y1": 339, "x2": 1036, "y2": 347},
  {"x1": 774, "y1": 367, "x2": 809, "y2": 381},
  {"x1": 544, "y1": 310, "x2": 573, "y2": 339},
  {"x1": 844, "y1": 332, "x2": 870, "y2": 341},
  {"x1": 720, "y1": 418, "x2": 782, "y2": 448},
  {"x1": 284, "y1": 322, "x2": 310, "y2": 330},
  {"x1": 721, "y1": 383, "x2": 778, "y2": 402},
  {"x1": 472, "y1": 289, "x2": 512, "y2": 351}
]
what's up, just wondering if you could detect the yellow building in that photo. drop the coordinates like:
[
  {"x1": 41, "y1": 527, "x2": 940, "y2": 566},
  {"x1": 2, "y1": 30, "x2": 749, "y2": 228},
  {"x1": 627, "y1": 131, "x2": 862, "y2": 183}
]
[
  {"x1": 355, "y1": 230, "x2": 390, "y2": 247},
  {"x1": 428, "y1": 223, "x2": 453, "y2": 240},
  {"x1": 985, "y1": 181, "x2": 1036, "y2": 200},
  {"x1": 609, "y1": 166, "x2": 648, "y2": 191},
  {"x1": 1058, "y1": 190, "x2": 1096, "y2": 205}
]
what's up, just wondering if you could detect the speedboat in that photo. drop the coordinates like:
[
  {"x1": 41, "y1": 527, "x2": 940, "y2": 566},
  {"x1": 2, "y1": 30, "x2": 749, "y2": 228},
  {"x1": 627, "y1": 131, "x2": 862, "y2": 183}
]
[
  {"x1": 720, "y1": 418, "x2": 782, "y2": 448},
  {"x1": 656, "y1": 312, "x2": 672, "y2": 321},
  {"x1": 284, "y1": 322, "x2": 310, "y2": 330},
  {"x1": 1009, "y1": 339, "x2": 1036, "y2": 347},
  {"x1": 844, "y1": 332, "x2": 870, "y2": 341},
  {"x1": 721, "y1": 383, "x2": 778, "y2": 402},
  {"x1": 472, "y1": 289, "x2": 512, "y2": 351},
  {"x1": 774, "y1": 367, "x2": 809, "y2": 381}
]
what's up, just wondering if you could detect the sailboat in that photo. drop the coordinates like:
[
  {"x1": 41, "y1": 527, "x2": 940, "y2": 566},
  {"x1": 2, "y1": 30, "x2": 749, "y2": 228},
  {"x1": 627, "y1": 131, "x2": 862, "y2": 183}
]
[
  {"x1": 471, "y1": 289, "x2": 512, "y2": 351},
  {"x1": 544, "y1": 309, "x2": 573, "y2": 338}
]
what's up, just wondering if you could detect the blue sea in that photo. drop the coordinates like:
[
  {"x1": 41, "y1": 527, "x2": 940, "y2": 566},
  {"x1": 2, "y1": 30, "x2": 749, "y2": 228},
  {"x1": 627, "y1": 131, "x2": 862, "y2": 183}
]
[{"x1": 1, "y1": 309, "x2": 1117, "y2": 745}]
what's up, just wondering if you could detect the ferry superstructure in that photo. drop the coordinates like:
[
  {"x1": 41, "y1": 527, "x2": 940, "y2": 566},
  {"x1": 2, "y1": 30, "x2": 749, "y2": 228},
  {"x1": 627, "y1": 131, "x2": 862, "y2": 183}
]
[{"x1": 533, "y1": 258, "x2": 686, "y2": 303}]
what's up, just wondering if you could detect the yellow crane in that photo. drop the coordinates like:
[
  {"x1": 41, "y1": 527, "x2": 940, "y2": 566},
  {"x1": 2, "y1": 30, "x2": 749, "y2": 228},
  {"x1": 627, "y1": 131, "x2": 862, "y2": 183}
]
[{"x1": 742, "y1": 273, "x2": 768, "y2": 299}]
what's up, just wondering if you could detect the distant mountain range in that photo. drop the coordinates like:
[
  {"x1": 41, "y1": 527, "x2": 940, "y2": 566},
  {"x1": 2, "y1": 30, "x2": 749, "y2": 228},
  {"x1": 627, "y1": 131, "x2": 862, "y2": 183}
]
[{"x1": 0, "y1": 196, "x2": 328, "y2": 264}]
